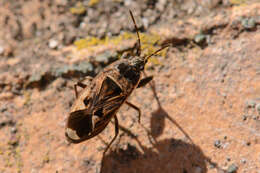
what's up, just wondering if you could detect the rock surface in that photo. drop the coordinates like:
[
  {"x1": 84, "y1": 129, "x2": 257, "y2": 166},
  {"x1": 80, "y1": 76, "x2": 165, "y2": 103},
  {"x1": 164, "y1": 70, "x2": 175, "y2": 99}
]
[{"x1": 0, "y1": 1, "x2": 259, "y2": 173}]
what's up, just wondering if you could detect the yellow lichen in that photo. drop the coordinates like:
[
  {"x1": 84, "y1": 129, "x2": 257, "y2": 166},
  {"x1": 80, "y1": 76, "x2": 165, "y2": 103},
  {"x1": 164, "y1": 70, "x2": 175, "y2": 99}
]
[
  {"x1": 88, "y1": 0, "x2": 100, "y2": 6},
  {"x1": 42, "y1": 153, "x2": 50, "y2": 164},
  {"x1": 70, "y1": 2, "x2": 86, "y2": 15},
  {"x1": 140, "y1": 33, "x2": 161, "y2": 45},
  {"x1": 230, "y1": 0, "x2": 247, "y2": 5},
  {"x1": 74, "y1": 32, "x2": 162, "y2": 50},
  {"x1": 23, "y1": 91, "x2": 31, "y2": 105},
  {"x1": 74, "y1": 32, "x2": 167, "y2": 65}
]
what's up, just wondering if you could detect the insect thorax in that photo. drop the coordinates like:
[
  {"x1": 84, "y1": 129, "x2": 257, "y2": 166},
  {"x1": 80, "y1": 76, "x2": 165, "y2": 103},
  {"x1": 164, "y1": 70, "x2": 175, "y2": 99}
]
[{"x1": 116, "y1": 57, "x2": 144, "y2": 86}]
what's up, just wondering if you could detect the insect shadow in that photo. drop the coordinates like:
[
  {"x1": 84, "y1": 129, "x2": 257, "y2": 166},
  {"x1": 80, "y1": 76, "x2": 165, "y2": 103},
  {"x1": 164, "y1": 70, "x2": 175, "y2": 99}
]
[
  {"x1": 99, "y1": 77, "x2": 225, "y2": 173},
  {"x1": 100, "y1": 117, "x2": 209, "y2": 173},
  {"x1": 146, "y1": 75, "x2": 193, "y2": 142},
  {"x1": 100, "y1": 138, "x2": 207, "y2": 173},
  {"x1": 97, "y1": 82, "x2": 188, "y2": 172}
]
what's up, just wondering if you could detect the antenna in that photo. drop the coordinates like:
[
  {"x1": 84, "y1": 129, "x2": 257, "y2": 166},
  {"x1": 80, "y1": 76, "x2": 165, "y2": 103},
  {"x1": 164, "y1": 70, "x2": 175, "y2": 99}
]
[
  {"x1": 144, "y1": 44, "x2": 169, "y2": 63},
  {"x1": 129, "y1": 10, "x2": 170, "y2": 63},
  {"x1": 129, "y1": 10, "x2": 141, "y2": 56}
]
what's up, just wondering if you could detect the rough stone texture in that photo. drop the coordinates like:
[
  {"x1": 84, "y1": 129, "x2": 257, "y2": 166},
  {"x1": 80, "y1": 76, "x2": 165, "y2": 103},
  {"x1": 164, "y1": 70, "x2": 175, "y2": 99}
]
[{"x1": 0, "y1": 1, "x2": 259, "y2": 173}]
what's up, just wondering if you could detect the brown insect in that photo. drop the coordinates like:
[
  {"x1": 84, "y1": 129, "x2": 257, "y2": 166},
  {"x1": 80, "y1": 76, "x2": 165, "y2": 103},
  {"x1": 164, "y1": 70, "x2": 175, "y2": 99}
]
[{"x1": 65, "y1": 10, "x2": 169, "y2": 154}]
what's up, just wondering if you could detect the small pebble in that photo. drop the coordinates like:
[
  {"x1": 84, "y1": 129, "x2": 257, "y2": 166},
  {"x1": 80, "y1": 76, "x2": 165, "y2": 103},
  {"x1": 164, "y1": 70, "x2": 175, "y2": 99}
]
[
  {"x1": 48, "y1": 39, "x2": 58, "y2": 49},
  {"x1": 242, "y1": 115, "x2": 248, "y2": 121},
  {"x1": 156, "y1": 0, "x2": 167, "y2": 11},
  {"x1": 256, "y1": 103, "x2": 260, "y2": 115},
  {"x1": 194, "y1": 166, "x2": 202, "y2": 173},
  {"x1": 227, "y1": 157, "x2": 231, "y2": 162},
  {"x1": 0, "y1": 106, "x2": 8, "y2": 112},
  {"x1": 0, "y1": 46, "x2": 4, "y2": 55},
  {"x1": 227, "y1": 163, "x2": 238, "y2": 173},
  {"x1": 245, "y1": 99, "x2": 256, "y2": 108},
  {"x1": 241, "y1": 18, "x2": 256, "y2": 30},
  {"x1": 8, "y1": 135, "x2": 19, "y2": 146},
  {"x1": 31, "y1": 168, "x2": 38, "y2": 173},
  {"x1": 10, "y1": 127, "x2": 17, "y2": 134},
  {"x1": 142, "y1": 18, "x2": 149, "y2": 29},
  {"x1": 253, "y1": 115, "x2": 259, "y2": 120},
  {"x1": 59, "y1": 0, "x2": 68, "y2": 6},
  {"x1": 124, "y1": 0, "x2": 133, "y2": 6},
  {"x1": 194, "y1": 34, "x2": 207, "y2": 44},
  {"x1": 214, "y1": 140, "x2": 222, "y2": 148},
  {"x1": 222, "y1": 142, "x2": 229, "y2": 149},
  {"x1": 3, "y1": 44, "x2": 13, "y2": 56},
  {"x1": 240, "y1": 158, "x2": 246, "y2": 164}
]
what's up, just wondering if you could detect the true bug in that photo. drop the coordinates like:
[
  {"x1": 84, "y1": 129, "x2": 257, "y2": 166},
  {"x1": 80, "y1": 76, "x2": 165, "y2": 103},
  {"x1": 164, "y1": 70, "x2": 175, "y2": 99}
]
[{"x1": 65, "y1": 10, "x2": 169, "y2": 154}]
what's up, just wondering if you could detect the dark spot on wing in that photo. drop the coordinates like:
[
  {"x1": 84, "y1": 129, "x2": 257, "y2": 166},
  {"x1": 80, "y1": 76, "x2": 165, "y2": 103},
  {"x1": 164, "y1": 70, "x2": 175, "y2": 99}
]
[{"x1": 67, "y1": 110, "x2": 92, "y2": 138}]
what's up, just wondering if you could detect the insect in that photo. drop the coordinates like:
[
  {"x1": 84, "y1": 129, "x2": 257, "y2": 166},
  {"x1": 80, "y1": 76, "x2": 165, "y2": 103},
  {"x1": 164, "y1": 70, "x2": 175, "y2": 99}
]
[{"x1": 65, "y1": 10, "x2": 169, "y2": 154}]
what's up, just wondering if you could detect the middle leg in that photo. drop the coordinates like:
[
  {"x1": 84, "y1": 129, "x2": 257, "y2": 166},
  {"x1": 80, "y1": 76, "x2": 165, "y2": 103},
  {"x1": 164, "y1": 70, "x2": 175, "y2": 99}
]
[
  {"x1": 74, "y1": 76, "x2": 93, "y2": 98},
  {"x1": 125, "y1": 101, "x2": 142, "y2": 123}
]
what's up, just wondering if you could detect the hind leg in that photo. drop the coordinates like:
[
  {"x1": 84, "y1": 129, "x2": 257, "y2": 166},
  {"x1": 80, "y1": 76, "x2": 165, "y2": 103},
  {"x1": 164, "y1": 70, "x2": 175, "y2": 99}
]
[{"x1": 103, "y1": 115, "x2": 119, "y2": 156}]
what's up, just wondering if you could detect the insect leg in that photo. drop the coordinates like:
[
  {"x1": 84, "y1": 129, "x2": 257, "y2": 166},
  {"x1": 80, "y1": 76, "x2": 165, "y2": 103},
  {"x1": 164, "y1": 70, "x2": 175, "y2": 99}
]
[
  {"x1": 103, "y1": 115, "x2": 119, "y2": 155},
  {"x1": 125, "y1": 101, "x2": 141, "y2": 123},
  {"x1": 74, "y1": 76, "x2": 93, "y2": 98},
  {"x1": 137, "y1": 76, "x2": 153, "y2": 88}
]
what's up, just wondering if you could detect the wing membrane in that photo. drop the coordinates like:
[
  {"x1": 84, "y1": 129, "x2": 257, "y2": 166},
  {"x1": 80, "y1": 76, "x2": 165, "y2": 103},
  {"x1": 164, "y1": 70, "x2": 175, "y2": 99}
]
[
  {"x1": 66, "y1": 76, "x2": 126, "y2": 143},
  {"x1": 94, "y1": 77, "x2": 126, "y2": 117}
]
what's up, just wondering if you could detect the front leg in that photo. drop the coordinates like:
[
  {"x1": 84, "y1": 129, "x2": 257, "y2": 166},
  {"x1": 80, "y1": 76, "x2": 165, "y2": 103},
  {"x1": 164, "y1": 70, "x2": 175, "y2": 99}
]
[
  {"x1": 137, "y1": 76, "x2": 153, "y2": 88},
  {"x1": 74, "y1": 76, "x2": 93, "y2": 98}
]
